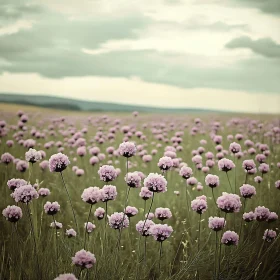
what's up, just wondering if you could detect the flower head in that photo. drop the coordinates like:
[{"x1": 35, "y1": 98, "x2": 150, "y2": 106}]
[
  {"x1": 12, "y1": 184, "x2": 39, "y2": 203},
  {"x1": 208, "y1": 217, "x2": 226, "y2": 231},
  {"x1": 258, "y1": 163, "x2": 269, "y2": 174},
  {"x1": 7, "y1": 178, "x2": 27, "y2": 191},
  {"x1": 205, "y1": 174, "x2": 220, "y2": 188},
  {"x1": 148, "y1": 224, "x2": 173, "y2": 242},
  {"x1": 66, "y1": 229, "x2": 77, "y2": 238},
  {"x1": 100, "y1": 185, "x2": 117, "y2": 202},
  {"x1": 218, "y1": 158, "x2": 235, "y2": 172},
  {"x1": 155, "y1": 208, "x2": 172, "y2": 220},
  {"x1": 54, "y1": 273, "x2": 78, "y2": 280},
  {"x1": 2, "y1": 205, "x2": 23, "y2": 222},
  {"x1": 144, "y1": 173, "x2": 167, "y2": 193},
  {"x1": 157, "y1": 156, "x2": 173, "y2": 171},
  {"x1": 38, "y1": 188, "x2": 51, "y2": 197},
  {"x1": 81, "y1": 187, "x2": 100, "y2": 204},
  {"x1": 98, "y1": 165, "x2": 117, "y2": 182},
  {"x1": 25, "y1": 148, "x2": 42, "y2": 163},
  {"x1": 242, "y1": 160, "x2": 256, "y2": 172},
  {"x1": 240, "y1": 184, "x2": 256, "y2": 198},
  {"x1": 94, "y1": 207, "x2": 105, "y2": 220},
  {"x1": 217, "y1": 192, "x2": 242, "y2": 213},
  {"x1": 221, "y1": 231, "x2": 239, "y2": 246},
  {"x1": 125, "y1": 172, "x2": 141, "y2": 188},
  {"x1": 1, "y1": 153, "x2": 14, "y2": 165},
  {"x1": 49, "y1": 153, "x2": 70, "y2": 172},
  {"x1": 139, "y1": 187, "x2": 153, "y2": 200},
  {"x1": 72, "y1": 249, "x2": 96, "y2": 269},
  {"x1": 191, "y1": 195, "x2": 207, "y2": 214},
  {"x1": 50, "y1": 221, "x2": 63, "y2": 229},
  {"x1": 44, "y1": 201, "x2": 60, "y2": 215},
  {"x1": 229, "y1": 142, "x2": 241, "y2": 154},
  {"x1": 243, "y1": 212, "x2": 255, "y2": 222},
  {"x1": 108, "y1": 212, "x2": 129, "y2": 229},
  {"x1": 136, "y1": 220, "x2": 155, "y2": 236},
  {"x1": 125, "y1": 206, "x2": 138, "y2": 217},
  {"x1": 267, "y1": 212, "x2": 278, "y2": 222},
  {"x1": 263, "y1": 229, "x2": 277, "y2": 242},
  {"x1": 254, "y1": 206, "x2": 270, "y2": 221},
  {"x1": 179, "y1": 166, "x2": 193, "y2": 179},
  {"x1": 85, "y1": 222, "x2": 96, "y2": 233},
  {"x1": 119, "y1": 142, "x2": 137, "y2": 157}
]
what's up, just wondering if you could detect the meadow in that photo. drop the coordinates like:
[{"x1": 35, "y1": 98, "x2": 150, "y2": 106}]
[{"x1": 0, "y1": 103, "x2": 279, "y2": 280}]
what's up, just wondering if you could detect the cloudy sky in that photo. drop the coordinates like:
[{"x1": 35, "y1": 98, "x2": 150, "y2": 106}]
[{"x1": 0, "y1": 0, "x2": 280, "y2": 113}]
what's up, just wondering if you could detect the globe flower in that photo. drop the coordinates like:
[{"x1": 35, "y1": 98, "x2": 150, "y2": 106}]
[
  {"x1": 254, "y1": 206, "x2": 270, "y2": 221},
  {"x1": 119, "y1": 142, "x2": 137, "y2": 157},
  {"x1": 25, "y1": 148, "x2": 42, "y2": 163},
  {"x1": 157, "y1": 156, "x2": 173, "y2": 171},
  {"x1": 7, "y1": 178, "x2": 27, "y2": 191},
  {"x1": 179, "y1": 166, "x2": 193, "y2": 179},
  {"x1": 186, "y1": 177, "x2": 198, "y2": 186},
  {"x1": 218, "y1": 158, "x2": 235, "y2": 172},
  {"x1": 221, "y1": 231, "x2": 239, "y2": 246},
  {"x1": 239, "y1": 184, "x2": 256, "y2": 198},
  {"x1": 94, "y1": 207, "x2": 105, "y2": 220},
  {"x1": 81, "y1": 187, "x2": 100, "y2": 204},
  {"x1": 205, "y1": 174, "x2": 220, "y2": 188},
  {"x1": 49, "y1": 153, "x2": 70, "y2": 172},
  {"x1": 2, "y1": 205, "x2": 23, "y2": 222},
  {"x1": 98, "y1": 165, "x2": 117, "y2": 182},
  {"x1": 148, "y1": 224, "x2": 173, "y2": 242},
  {"x1": 44, "y1": 201, "x2": 60, "y2": 215},
  {"x1": 72, "y1": 249, "x2": 96, "y2": 269},
  {"x1": 263, "y1": 229, "x2": 277, "y2": 242},
  {"x1": 66, "y1": 229, "x2": 77, "y2": 238},
  {"x1": 242, "y1": 160, "x2": 256, "y2": 172},
  {"x1": 144, "y1": 173, "x2": 167, "y2": 193},
  {"x1": 208, "y1": 217, "x2": 226, "y2": 231},
  {"x1": 100, "y1": 185, "x2": 117, "y2": 202},
  {"x1": 243, "y1": 212, "x2": 255, "y2": 222},
  {"x1": 191, "y1": 195, "x2": 207, "y2": 214},
  {"x1": 229, "y1": 142, "x2": 241, "y2": 154},
  {"x1": 258, "y1": 163, "x2": 269, "y2": 174},
  {"x1": 217, "y1": 192, "x2": 242, "y2": 213},
  {"x1": 1, "y1": 153, "x2": 14, "y2": 165},
  {"x1": 136, "y1": 220, "x2": 155, "y2": 236},
  {"x1": 12, "y1": 185, "x2": 39, "y2": 203},
  {"x1": 155, "y1": 208, "x2": 172, "y2": 221},
  {"x1": 16, "y1": 160, "x2": 29, "y2": 172},
  {"x1": 38, "y1": 188, "x2": 51, "y2": 197},
  {"x1": 125, "y1": 172, "x2": 141, "y2": 188},
  {"x1": 125, "y1": 206, "x2": 138, "y2": 218},
  {"x1": 108, "y1": 212, "x2": 129, "y2": 229},
  {"x1": 139, "y1": 187, "x2": 153, "y2": 200}
]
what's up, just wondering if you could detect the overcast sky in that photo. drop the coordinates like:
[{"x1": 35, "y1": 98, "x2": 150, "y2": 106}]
[{"x1": 0, "y1": 0, "x2": 280, "y2": 113}]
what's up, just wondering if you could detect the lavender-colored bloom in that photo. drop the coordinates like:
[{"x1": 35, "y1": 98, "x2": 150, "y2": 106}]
[
  {"x1": 157, "y1": 156, "x2": 173, "y2": 171},
  {"x1": 145, "y1": 213, "x2": 154, "y2": 220},
  {"x1": 263, "y1": 229, "x2": 277, "y2": 242},
  {"x1": 98, "y1": 165, "x2": 117, "y2": 182},
  {"x1": 254, "y1": 206, "x2": 270, "y2": 221},
  {"x1": 243, "y1": 212, "x2": 255, "y2": 222},
  {"x1": 54, "y1": 273, "x2": 78, "y2": 280},
  {"x1": 148, "y1": 224, "x2": 173, "y2": 241},
  {"x1": 50, "y1": 221, "x2": 63, "y2": 229},
  {"x1": 108, "y1": 212, "x2": 129, "y2": 229},
  {"x1": 44, "y1": 201, "x2": 60, "y2": 215},
  {"x1": 7, "y1": 178, "x2": 27, "y2": 191},
  {"x1": 12, "y1": 185, "x2": 39, "y2": 203},
  {"x1": 16, "y1": 160, "x2": 29, "y2": 172},
  {"x1": 240, "y1": 184, "x2": 256, "y2": 198},
  {"x1": 144, "y1": 173, "x2": 167, "y2": 193},
  {"x1": 1, "y1": 153, "x2": 14, "y2": 164},
  {"x1": 242, "y1": 160, "x2": 256, "y2": 172},
  {"x1": 229, "y1": 142, "x2": 241, "y2": 154},
  {"x1": 66, "y1": 228, "x2": 77, "y2": 238},
  {"x1": 276, "y1": 180, "x2": 280, "y2": 189},
  {"x1": 208, "y1": 217, "x2": 226, "y2": 231},
  {"x1": 39, "y1": 160, "x2": 49, "y2": 170},
  {"x1": 186, "y1": 177, "x2": 198, "y2": 186},
  {"x1": 94, "y1": 207, "x2": 105, "y2": 220},
  {"x1": 81, "y1": 187, "x2": 100, "y2": 204},
  {"x1": 205, "y1": 152, "x2": 214, "y2": 160},
  {"x1": 49, "y1": 153, "x2": 70, "y2": 172},
  {"x1": 255, "y1": 154, "x2": 266, "y2": 163},
  {"x1": 254, "y1": 176, "x2": 263, "y2": 184},
  {"x1": 221, "y1": 231, "x2": 239, "y2": 246},
  {"x1": 155, "y1": 208, "x2": 172, "y2": 220},
  {"x1": 218, "y1": 158, "x2": 235, "y2": 172},
  {"x1": 38, "y1": 188, "x2": 50, "y2": 197},
  {"x1": 192, "y1": 155, "x2": 202, "y2": 165},
  {"x1": 267, "y1": 212, "x2": 278, "y2": 222},
  {"x1": 258, "y1": 163, "x2": 269, "y2": 174},
  {"x1": 191, "y1": 195, "x2": 207, "y2": 214},
  {"x1": 179, "y1": 166, "x2": 193, "y2": 179},
  {"x1": 2, "y1": 205, "x2": 23, "y2": 222},
  {"x1": 119, "y1": 141, "x2": 137, "y2": 157},
  {"x1": 25, "y1": 148, "x2": 42, "y2": 163},
  {"x1": 89, "y1": 156, "x2": 99, "y2": 166},
  {"x1": 217, "y1": 192, "x2": 242, "y2": 213},
  {"x1": 139, "y1": 187, "x2": 153, "y2": 200},
  {"x1": 85, "y1": 222, "x2": 96, "y2": 233},
  {"x1": 77, "y1": 146, "x2": 86, "y2": 157},
  {"x1": 75, "y1": 169, "x2": 84, "y2": 176},
  {"x1": 125, "y1": 172, "x2": 141, "y2": 188},
  {"x1": 136, "y1": 220, "x2": 155, "y2": 236},
  {"x1": 100, "y1": 185, "x2": 117, "y2": 202},
  {"x1": 125, "y1": 206, "x2": 138, "y2": 217},
  {"x1": 72, "y1": 249, "x2": 96, "y2": 269},
  {"x1": 206, "y1": 160, "x2": 215, "y2": 168},
  {"x1": 205, "y1": 174, "x2": 219, "y2": 188},
  {"x1": 142, "y1": 155, "x2": 152, "y2": 162}
]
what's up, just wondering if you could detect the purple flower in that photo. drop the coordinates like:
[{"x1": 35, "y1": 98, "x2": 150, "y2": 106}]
[
  {"x1": 208, "y1": 217, "x2": 226, "y2": 231},
  {"x1": 192, "y1": 155, "x2": 202, "y2": 165},
  {"x1": 158, "y1": 156, "x2": 173, "y2": 171},
  {"x1": 44, "y1": 201, "x2": 60, "y2": 215},
  {"x1": 139, "y1": 187, "x2": 153, "y2": 200},
  {"x1": 100, "y1": 185, "x2": 117, "y2": 202},
  {"x1": 229, "y1": 142, "x2": 241, "y2": 154},
  {"x1": 81, "y1": 187, "x2": 100, "y2": 204},
  {"x1": 242, "y1": 160, "x2": 256, "y2": 172},
  {"x1": 16, "y1": 160, "x2": 28, "y2": 172},
  {"x1": 136, "y1": 220, "x2": 155, "y2": 236},
  {"x1": 254, "y1": 206, "x2": 270, "y2": 221},
  {"x1": 148, "y1": 224, "x2": 173, "y2": 242},
  {"x1": 66, "y1": 228, "x2": 77, "y2": 238},
  {"x1": 263, "y1": 229, "x2": 277, "y2": 242},
  {"x1": 77, "y1": 146, "x2": 86, "y2": 157},
  {"x1": 267, "y1": 212, "x2": 278, "y2": 222},
  {"x1": 39, "y1": 160, "x2": 49, "y2": 171},
  {"x1": 217, "y1": 192, "x2": 242, "y2": 213},
  {"x1": 89, "y1": 156, "x2": 99, "y2": 166},
  {"x1": 179, "y1": 166, "x2": 193, "y2": 179},
  {"x1": 258, "y1": 163, "x2": 269, "y2": 174},
  {"x1": 243, "y1": 212, "x2": 255, "y2": 222},
  {"x1": 205, "y1": 174, "x2": 219, "y2": 188},
  {"x1": 12, "y1": 185, "x2": 39, "y2": 203},
  {"x1": 75, "y1": 169, "x2": 84, "y2": 177},
  {"x1": 145, "y1": 213, "x2": 154, "y2": 220},
  {"x1": 276, "y1": 180, "x2": 280, "y2": 189},
  {"x1": 255, "y1": 154, "x2": 266, "y2": 163},
  {"x1": 50, "y1": 221, "x2": 63, "y2": 229},
  {"x1": 7, "y1": 178, "x2": 27, "y2": 191},
  {"x1": 221, "y1": 231, "x2": 239, "y2": 246},
  {"x1": 72, "y1": 249, "x2": 96, "y2": 269},
  {"x1": 254, "y1": 176, "x2": 262, "y2": 184},
  {"x1": 119, "y1": 141, "x2": 137, "y2": 157},
  {"x1": 155, "y1": 208, "x2": 172, "y2": 220},
  {"x1": 218, "y1": 158, "x2": 235, "y2": 172},
  {"x1": 108, "y1": 212, "x2": 129, "y2": 229},
  {"x1": 94, "y1": 207, "x2": 105, "y2": 220},
  {"x1": 125, "y1": 206, "x2": 138, "y2": 217},
  {"x1": 144, "y1": 173, "x2": 167, "y2": 193},
  {"x1": 49, "y1": 153, "x2": 70, "y2": 172},
  {"x1": 54, "y1": 273, "x2": 78, "y2": 280},
  {"x1": 1, "y1": 153, "x2": 14, "y2": 165},
  {"x1": 125, "y1": 172, "x2": 141, "y2": 188},
  {"x1": 2, "y1": 205, "x2": 23, "y2": 222},
  {"x1": 240, "y1": 184, "x2": 256, "y2": 199},
  {"x1": 186, "y1": 177, "x2": 198, "y2": 186},
  {"x1": 38, "y1": 188, "x2": 51, "y2": 197},
  {"x1": 98, "y1": 165, "x2": 117, "y2": 182},
  {"x1": 85, "y1": 222, "x2": 96, "y2": 233},
  {"x1": 191, "y1": 195, "x2": 207, "y2": 214},
  {"x1": 25, "y1": 148, "x2": 42, "y2": 163}
]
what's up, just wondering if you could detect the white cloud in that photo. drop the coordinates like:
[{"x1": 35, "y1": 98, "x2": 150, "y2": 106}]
[
  {"x1": 0, "y1": 20, "x2": 33, "y2": 36},
  {"x1": 0, "y1": 72, "x2": 279, "y2": 114}
]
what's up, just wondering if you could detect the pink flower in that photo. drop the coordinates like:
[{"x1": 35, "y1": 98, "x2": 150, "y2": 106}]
[
  {"x1": 81, "y1": 187, "x2": 100, "y2": 204},
  {"x1": 139, "y1": 187, "x2": 153, "y2": 200},
  {"x1": 7, "y1": 179, "x2": 27, "y2": 191},
  {"x1": 12, "y1": 184, "x2": 39, "y2": 203},
  {"x1": 1, "y1": 153, "x2": 14, "y2": 165},
  {"x1": 98, "y1": 165, "x2": 117, "y2": 182},
  {"x1": 85, "y1": 222, "x2": 96, "y2": 233},
  {"x1": 218, "y1": 158, "x2": 235, "y2": 172},
  {"x1": 108, "y1": 212, "x2": 129, "y2": 229},
  {"x1": 179, "y1": 166, "x2": 193, "y2": 179},
  {"x1": 205, "y1": 174, "x2": 219, "y2": 188},
  {"x1": 191, "y1": 195, "x2": 207, "y2": 214},
  {"x1": 100, "y1": 185, "x2": 117, "y2": 202},
  {"x1": 263, "y1": 229, "x2": 277, "y2": 242},
  {"x1": 254, "y1": 206, "x2": 270, "y2": 221},
  {"x1": 221, "y1": 231, "x2": 239, "y2": 246},
  {"x1": 49, "y1": 153, "x2": 70, "y2": 172},
  {"x1": 119, "y1": 141, "x2": 137, "y2": 157},
  {"x1": 136, "y1": 220, "x2": 155, "y2": 236},
  {"x1": 44, "y1": 201, "x2": 60, "y2": 215},
  {"x1": 157, "y1": 156, "x2": 173, "y2": 171},
  {"x1": 72, "y1": 249, "x2": 96, "y2": 269},
  {"x1": 94, "y1": 207, "x2": 105, "y2": 220},
  {"x1": 208, "y1": 217, "x2": 226, "y2": 231},
  {"x1": 155, "y1": 208, "x2": 172, "y2": 220},
  {"x1": 25, "y1": 148, "x2": 42, "y2": 163},
  {"x1": 144, "y1": 173, "x2": 167, "y2": 193},
  {"x1": 125, "y1": 172, "x2": 141, "y2": 188},
  {"x1": 240, "y1": 184, "x2": 256, "y2": 198},
  {"x1": 2, "y1": 205, "x2": 23, "y2": 222},
  {"x1": 243, "y1": 212, "x2": 255, "y2": 222},
  {"x1": 125, "y1": 206, "x2": 138, "y2": 217},
  {"x1": 217, "y1": 192, "x2": 242, "y2": 213},
  {"x1": 148, "y1": 224, "x2": 173, "y2": 241},
  {"x1": 54, "y1": 273, "x2": 77, "y2": 280}
]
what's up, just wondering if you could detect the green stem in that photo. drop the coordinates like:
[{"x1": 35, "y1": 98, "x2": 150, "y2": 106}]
[
  {"x1": 84, "y1": 204, "x2": 93, "y2": 249},
  {"x1": 52, "y1": 215, "x2": 59, "y2": 276},
  {"x1": 226, "y1": 172, "x2": 233, "y2": 192}
]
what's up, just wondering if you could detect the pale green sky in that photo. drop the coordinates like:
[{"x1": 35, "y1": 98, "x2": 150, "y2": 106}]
[{"x1": 0, "y1": 0, "x2": 280, "y2": 113}]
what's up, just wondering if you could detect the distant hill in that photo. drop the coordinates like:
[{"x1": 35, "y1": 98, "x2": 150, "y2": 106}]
[{"x1": 0, "y1": 93, "x2": 224, "y2": 113}]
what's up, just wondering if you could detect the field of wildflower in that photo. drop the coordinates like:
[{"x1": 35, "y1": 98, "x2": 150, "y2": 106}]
[{"x1": 0, "y1": 104, "x2": 280, "y2": 280}]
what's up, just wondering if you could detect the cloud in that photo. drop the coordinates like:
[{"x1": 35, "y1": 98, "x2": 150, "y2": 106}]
[
  {"x1": 232, "y1": 0, "x2": 280, "y2": 15},
  {"x1": 226, "y1": 36, "x2": 280, "y2": 58}
]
